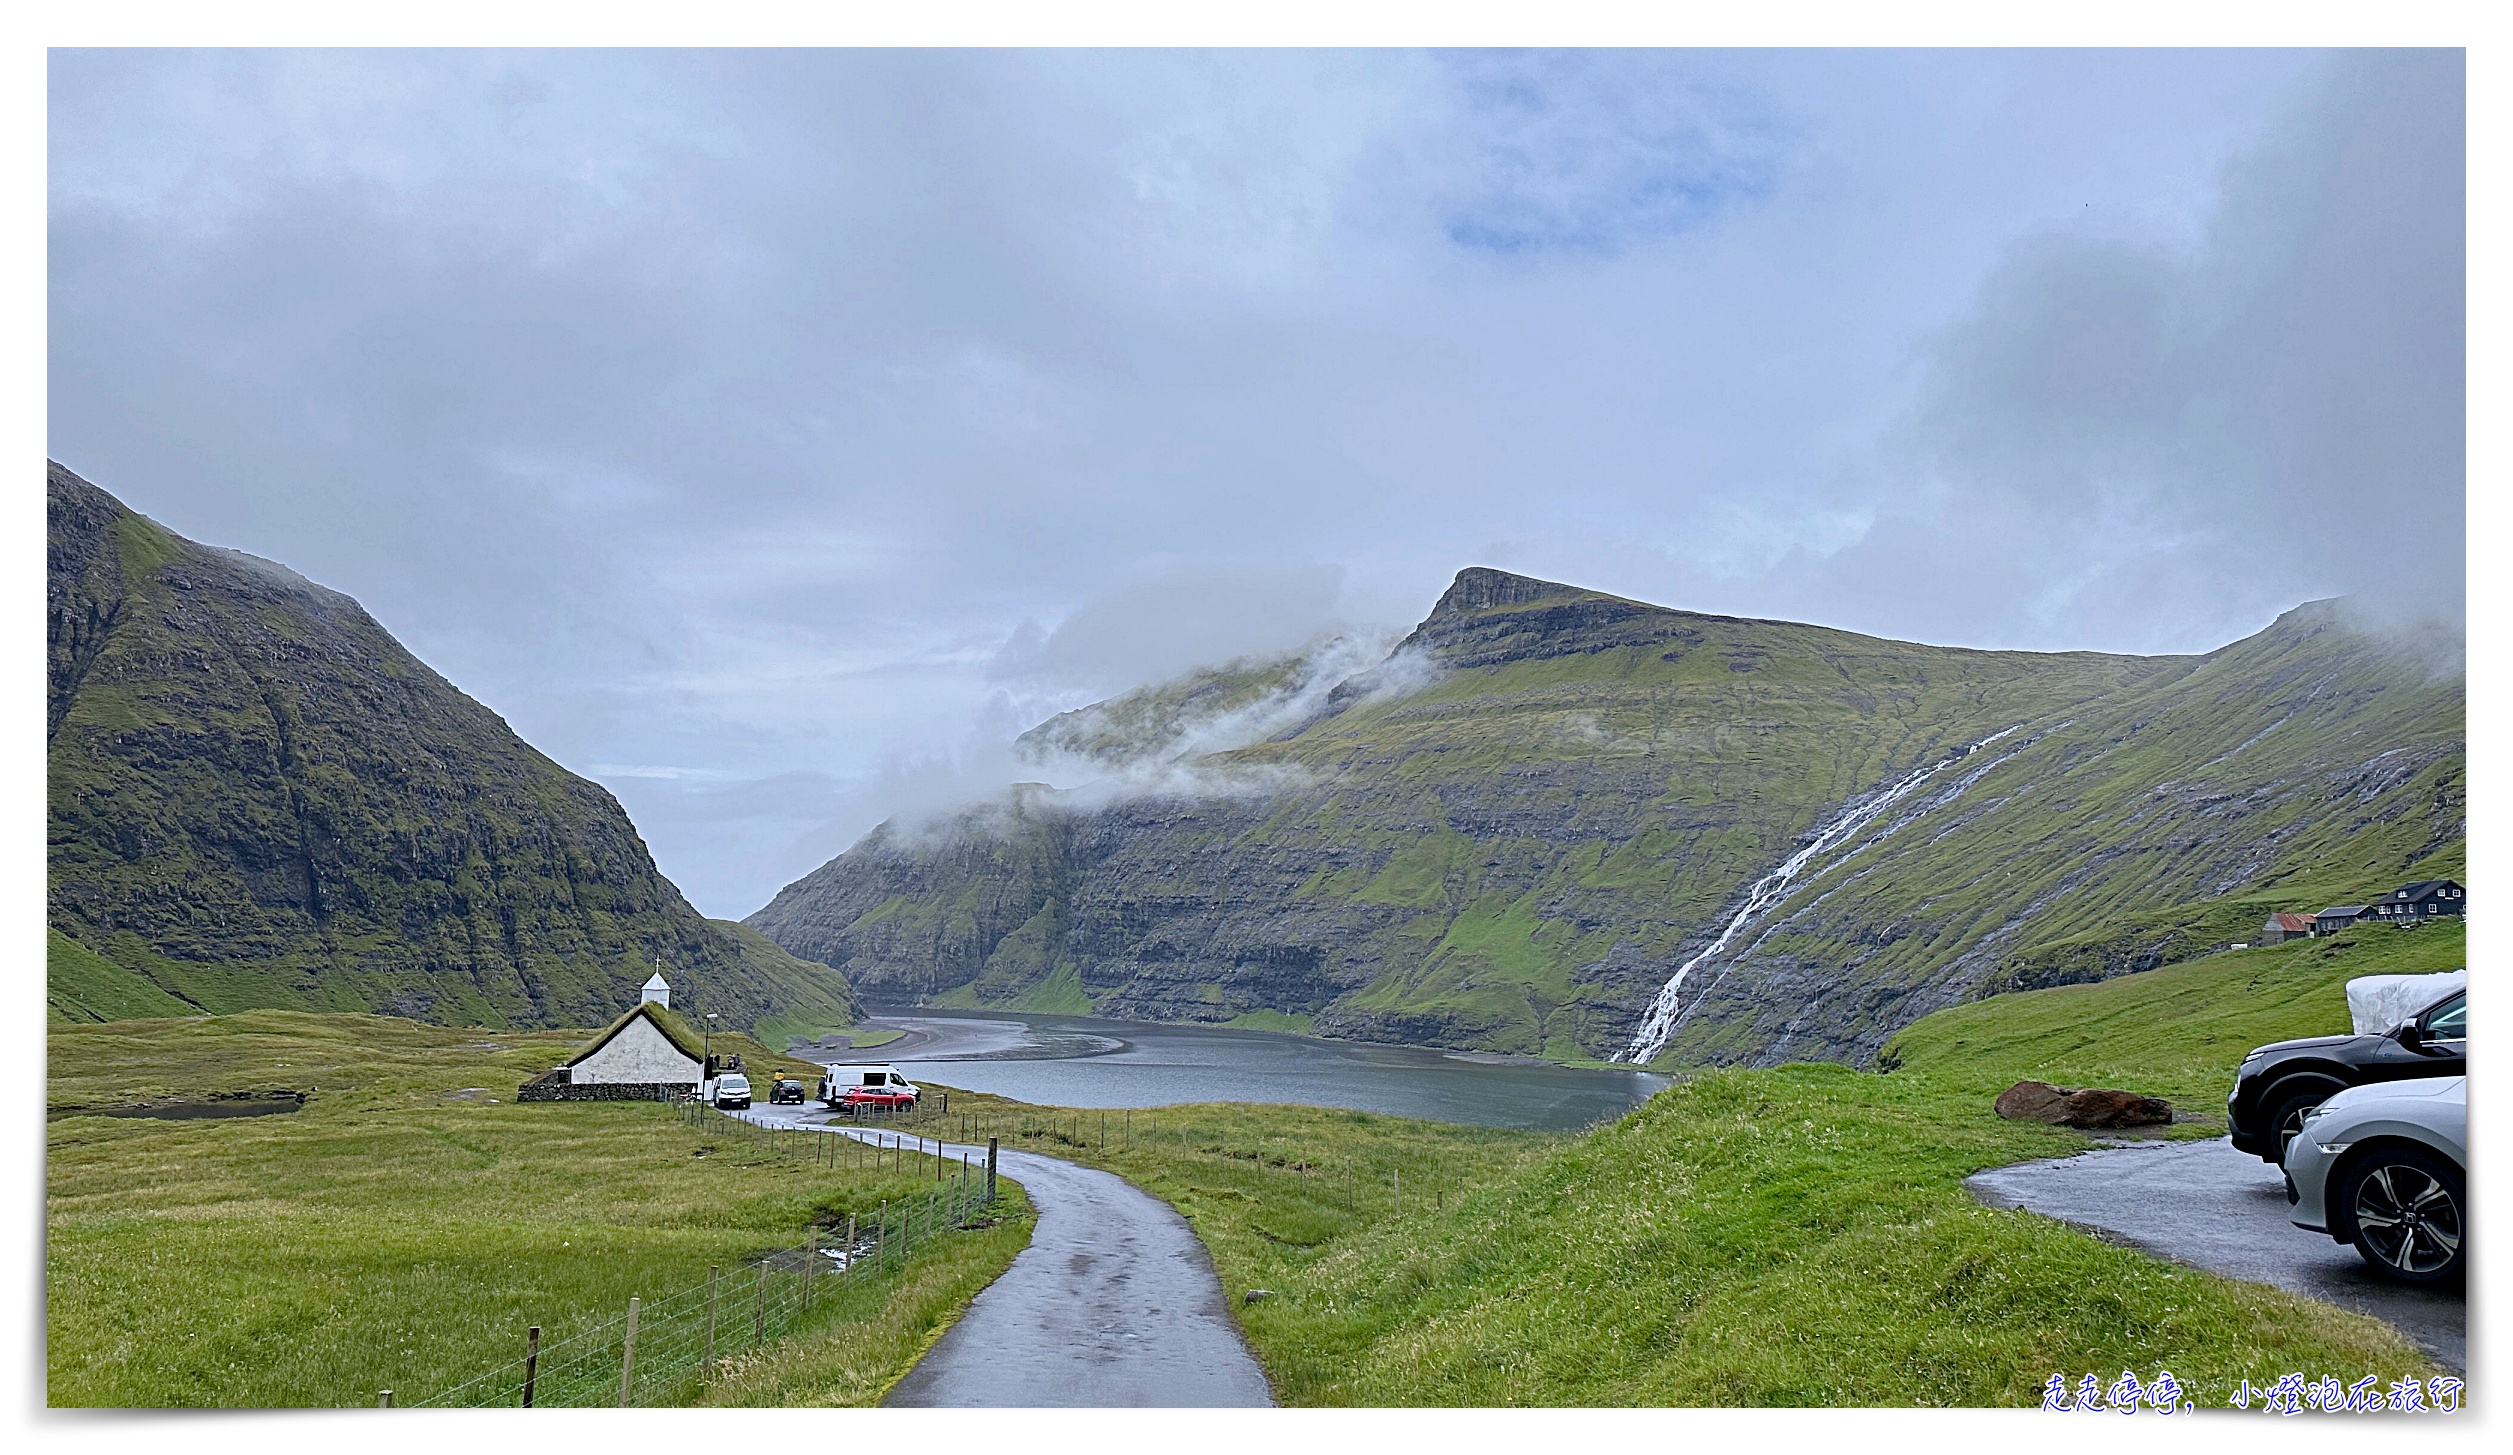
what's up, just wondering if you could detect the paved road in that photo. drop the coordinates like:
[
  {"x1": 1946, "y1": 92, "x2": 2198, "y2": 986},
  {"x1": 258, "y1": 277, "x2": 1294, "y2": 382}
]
[
  {"x1": 1969, "y1": 1137, "x2": 2463, "y2": 1371},
  {"x1": 737, "y1": 1105, "x2": 1274, "y2": 1407}
]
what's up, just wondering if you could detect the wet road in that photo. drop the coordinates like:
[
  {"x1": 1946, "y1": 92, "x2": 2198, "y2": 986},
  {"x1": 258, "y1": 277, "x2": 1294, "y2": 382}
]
[
  {"x1": 1968, "y1": 1137, "x2": 2464, "y2": 1371},
  {"x1": 737, "y1": 1104, "x2": 1273, "y2": 1407}
]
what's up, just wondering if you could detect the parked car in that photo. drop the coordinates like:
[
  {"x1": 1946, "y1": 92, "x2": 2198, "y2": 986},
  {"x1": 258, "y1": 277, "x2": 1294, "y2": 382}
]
[
  {"x1": 2227, "y1": 988, "x2": 2466, "y2": 1162},
  {"x1": 711, "y1": 1072, "x2": 752, "y2": 1111},
  {"x1": 768, "y1": 1076, "x2": 807, "y2": 1105},
  {"x1": 2284, "y1": 1076, "x2": 2465, "y2": 1284},
  {"x1": 820, "y1": 1064, "x2": 920, "y2": 1109},
  {"x1": 838, "y1": 1083, "x2": 917, "y2": 1114}
]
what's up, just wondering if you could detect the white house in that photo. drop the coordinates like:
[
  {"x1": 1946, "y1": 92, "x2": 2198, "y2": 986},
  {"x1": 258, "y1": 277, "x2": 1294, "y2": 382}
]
[{"x1": 557, "y1": 1002, "x2": 705, "y2": 1089}]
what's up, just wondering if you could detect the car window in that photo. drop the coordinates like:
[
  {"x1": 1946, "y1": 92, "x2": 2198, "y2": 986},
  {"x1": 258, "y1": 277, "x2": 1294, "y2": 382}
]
[{"x1": 2424, "y1": 993, "x2": 2465, "y2": 1039}]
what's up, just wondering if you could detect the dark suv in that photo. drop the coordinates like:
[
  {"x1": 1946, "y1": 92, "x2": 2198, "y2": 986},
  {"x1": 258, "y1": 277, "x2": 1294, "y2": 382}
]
[
  {"x1": 768, "y1": 1076, "x2": 807, "y2": 1105},
  {"x1": 2228, "y1": 988, "x2": 2467, "y2": 1162}
]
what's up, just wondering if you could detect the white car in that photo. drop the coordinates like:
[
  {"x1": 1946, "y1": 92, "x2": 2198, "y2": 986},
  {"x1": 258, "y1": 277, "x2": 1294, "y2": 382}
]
[
  {"x1": 2284, "y1": 1075, "x2": 2465, "y2": 1284},
  {"x1": 711, "y1": 1072, "x2": 752, "y2": 1111}
]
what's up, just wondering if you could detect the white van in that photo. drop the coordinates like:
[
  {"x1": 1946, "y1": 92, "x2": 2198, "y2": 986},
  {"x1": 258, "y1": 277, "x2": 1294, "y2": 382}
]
[
  {"x1": 819, "y1": 1064, "x2": 919, "y2": 1108},
  {"x1": 710, "y1": 1072, "x2": 752, "y2": 1110}
]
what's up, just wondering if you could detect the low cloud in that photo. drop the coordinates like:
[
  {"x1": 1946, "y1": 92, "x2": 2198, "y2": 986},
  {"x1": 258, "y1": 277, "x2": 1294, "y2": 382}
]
[
  {"x1": 862, "y1": 625, "x2": 1449, "y2": 855},
  {"x1": 988, "y1": 564, "x2": 1352, "y2": 696}
]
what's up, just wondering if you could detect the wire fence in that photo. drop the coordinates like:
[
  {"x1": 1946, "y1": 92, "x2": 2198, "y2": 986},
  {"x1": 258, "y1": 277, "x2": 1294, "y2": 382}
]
[{"x1": 410, "y1": 1115, "x2": 999, "y2": 1409}]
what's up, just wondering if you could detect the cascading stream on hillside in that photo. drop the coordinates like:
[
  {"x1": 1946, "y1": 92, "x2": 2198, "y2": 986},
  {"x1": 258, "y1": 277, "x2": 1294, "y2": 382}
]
[
  {"x1": 1619, "y1": 727, "x2": 2022, "y2": 1066},
  {"x1": 748, "y1": 569, "x2": 2463, "y2": 1067}
]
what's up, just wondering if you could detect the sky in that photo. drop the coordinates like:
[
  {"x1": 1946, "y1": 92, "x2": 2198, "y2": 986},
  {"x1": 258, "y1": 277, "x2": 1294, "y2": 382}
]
[{"x1": 48, "y1": 49, "x2": 2466, "y2": 917}]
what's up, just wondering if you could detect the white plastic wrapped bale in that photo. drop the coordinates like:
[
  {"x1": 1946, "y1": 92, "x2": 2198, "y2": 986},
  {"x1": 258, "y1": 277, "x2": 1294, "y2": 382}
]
[{"x1": 2345, "y1": 970, "x2": 2467, "y2": 1034}]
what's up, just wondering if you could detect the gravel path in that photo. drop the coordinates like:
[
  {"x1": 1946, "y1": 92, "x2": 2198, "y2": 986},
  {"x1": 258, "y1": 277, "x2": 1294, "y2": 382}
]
[
  {"x1": 738, "y1": 1105, "x2": 1274, "y2": 1407},
  {"x1": 1968, "y1": 1137, "x2": 2463, "y2": 1371}
]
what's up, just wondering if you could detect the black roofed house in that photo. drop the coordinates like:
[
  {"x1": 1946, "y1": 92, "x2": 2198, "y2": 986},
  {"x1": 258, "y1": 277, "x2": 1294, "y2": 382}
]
[
  {"x1": 2312, "y1": 905, "x2": 2371, "y2": 936},
  {"x1": 518, "y1": 993, "x2": 709, "y2": 1102},
  {"x1": 2367, "y1": 879, "x2": 2465, "y2": 921}
]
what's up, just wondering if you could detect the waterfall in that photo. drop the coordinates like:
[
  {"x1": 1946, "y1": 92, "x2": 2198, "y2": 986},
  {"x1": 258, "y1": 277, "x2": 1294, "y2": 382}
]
[{"x1": 1618, "y1": 726, "x2": 2022, "y2": 1065}]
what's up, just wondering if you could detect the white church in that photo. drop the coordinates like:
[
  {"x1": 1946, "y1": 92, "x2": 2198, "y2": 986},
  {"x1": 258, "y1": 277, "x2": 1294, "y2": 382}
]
[{"x1": 518, "y1": 973, "x2": 710, "y2": 1101}]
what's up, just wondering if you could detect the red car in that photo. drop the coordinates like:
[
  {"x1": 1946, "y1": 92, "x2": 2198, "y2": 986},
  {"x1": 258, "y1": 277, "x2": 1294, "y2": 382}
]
[{"x1": 840, "y1": 1083, "x2": 917, "y2": 1113}]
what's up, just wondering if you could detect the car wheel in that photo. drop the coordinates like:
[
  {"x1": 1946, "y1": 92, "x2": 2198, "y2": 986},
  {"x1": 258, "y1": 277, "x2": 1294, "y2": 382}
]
[
  {"x1": 2265, "y1": 1082, "x2": 2342, "y2": 1162},
  {"x1": 2342, "y1": 1146, "x2": 2464, "y2": 1284}
]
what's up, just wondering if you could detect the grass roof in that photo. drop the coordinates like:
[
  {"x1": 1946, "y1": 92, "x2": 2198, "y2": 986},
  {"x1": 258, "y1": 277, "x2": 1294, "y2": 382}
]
[{"x1": 565, "y1": 1001, "x2": 710, "y2": 1067}]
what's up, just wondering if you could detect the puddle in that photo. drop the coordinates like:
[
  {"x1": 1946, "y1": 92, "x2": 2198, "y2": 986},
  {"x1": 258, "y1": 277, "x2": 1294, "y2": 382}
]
[{"x1": 51, "y1": 1092, "x2": 307, "y2": 1122}]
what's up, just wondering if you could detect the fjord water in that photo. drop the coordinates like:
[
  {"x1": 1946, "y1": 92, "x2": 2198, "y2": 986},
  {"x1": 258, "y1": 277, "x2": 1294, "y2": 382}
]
[{"x1": 849, "y1": 1009, "x2": 1670, "y2": 1132}]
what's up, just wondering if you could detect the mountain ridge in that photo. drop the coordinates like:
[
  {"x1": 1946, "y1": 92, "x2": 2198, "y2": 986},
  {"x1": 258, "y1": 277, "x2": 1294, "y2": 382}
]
[
  {"x1": 750, "y1": 566, "x2": 2458, "y2": 1066},
  {"x1": 46, "y1": 461, "x2": 859, "y2": 1035}
]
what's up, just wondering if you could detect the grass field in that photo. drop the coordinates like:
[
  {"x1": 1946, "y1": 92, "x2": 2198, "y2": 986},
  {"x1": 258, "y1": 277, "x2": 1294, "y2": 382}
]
[
  {"x1": 890, "y1": 919, "x2": 2458, "y2": 1405},
  {"x1": 48, "y1": 917, "x2": 2461, "y2": 1407},
  {"x1": 45, "y1": 1011, "x2": 1029, "y2": 1408}
]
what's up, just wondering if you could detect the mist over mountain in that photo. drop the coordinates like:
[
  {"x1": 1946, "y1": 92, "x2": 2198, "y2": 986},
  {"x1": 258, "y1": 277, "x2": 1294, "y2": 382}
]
[{"x1": 749, "y1": 567, "x2": 2461, "y2": 1067}]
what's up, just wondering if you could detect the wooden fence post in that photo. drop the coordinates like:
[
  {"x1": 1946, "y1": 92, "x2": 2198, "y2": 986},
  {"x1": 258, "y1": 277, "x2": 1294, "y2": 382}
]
[
  {"x1": 987, "y1": 1137, "x2": 998, "y2": 1202},
  {"x1": 704, "y1": 1267, "x2": 719, "y2": 1373},
  {"x1": 804, "y1": 1228, "x2": 818, "y2": 1311},
  {"x1": 847, "y1": 1213, "x2": 858, "y2": 1276},
  {"x1": 753, "y1": 1263, "x2": 768, "y2": 1344},
  {"x1": 1393, "y1": 1168, "x2": 1401, "y2": 1214},
  {"x1": 378, "y1": 1390, "x2": 393, "y2": 1408},
  {"x1": 616, "y1": 1295, "x2": 640, "y2": 1407},
  {"x1": 522, "y1": 1324, "x2": 541, "y2": 1407}
]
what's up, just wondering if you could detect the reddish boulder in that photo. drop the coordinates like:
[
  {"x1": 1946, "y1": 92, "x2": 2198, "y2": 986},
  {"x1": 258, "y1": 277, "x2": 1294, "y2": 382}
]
[
  {"x1": 1994, "y1": 1080, "x2": 2073, "y2": 1122},
  {"x1": 1995, "y1": 1080, "x2": 2172, "y2": 1129}
]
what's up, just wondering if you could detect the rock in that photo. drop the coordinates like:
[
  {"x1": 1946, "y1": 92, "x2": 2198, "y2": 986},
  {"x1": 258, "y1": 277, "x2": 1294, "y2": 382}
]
[
  {"x1": 1996, "y1": 1080, "x2": 2172, "y2": 1129},
  {"x1": 1994, "y1": 1081, "x2": 2074, "y2": 1122},
  {"x1": 1242, "y1": 1289, "x2": 1273, "y2": 1306}
]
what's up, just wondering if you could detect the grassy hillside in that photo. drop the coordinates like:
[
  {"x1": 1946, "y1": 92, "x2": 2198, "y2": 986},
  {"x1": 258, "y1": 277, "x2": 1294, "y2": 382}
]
[
  {"x1": 1880, "y1": 917, "x2": 2465, "y2": 1107},
  {"x1": 712, "y1": 919, "x2": 864, "y2": 1046},
  {"x1": 46, "y1": 462, "x2": 855, "y2": 1039},
  {"x1": 1657, "y1": 602, "x2": 2463, "y2": 1067},
  {"x1": 891, "y1": 919, "x2": 2454, "y2": 1405},
  {"x1": 752, "y1": 568, "x2": 2460, "y2": 1067},
  {"x1": 46, "y1": 1012, "x2": 1021, "y2": 1407},
  {"x1": 46, "y1": 927, "x2": 196, "y2": 1023}
]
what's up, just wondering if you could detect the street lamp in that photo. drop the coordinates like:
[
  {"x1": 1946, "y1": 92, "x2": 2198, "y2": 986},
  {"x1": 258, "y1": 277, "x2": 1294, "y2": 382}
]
[{"x1": 705, "y1": 1012, "x2": 720, "y2": 1070}]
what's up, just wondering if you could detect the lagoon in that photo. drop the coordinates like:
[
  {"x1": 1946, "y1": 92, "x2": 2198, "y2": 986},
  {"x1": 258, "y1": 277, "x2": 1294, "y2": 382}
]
[{"x1": 814, "y1": 1008, "x2": 1670, "y2": 1133}]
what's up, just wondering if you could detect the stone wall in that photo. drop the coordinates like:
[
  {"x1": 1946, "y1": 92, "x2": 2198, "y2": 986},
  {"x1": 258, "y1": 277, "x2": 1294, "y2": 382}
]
[{"x1": 515, "y1": 1080, "x2": 691, "y2": 1103}]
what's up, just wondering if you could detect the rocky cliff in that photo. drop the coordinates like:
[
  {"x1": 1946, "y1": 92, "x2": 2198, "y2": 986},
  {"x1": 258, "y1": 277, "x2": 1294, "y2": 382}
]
[
  {"x1": 752, "y1": 566, "x2": 2461, "y2": 1066},
  {"x1": 46, "y1": 462, "x2": 858, "y2": 1034}
]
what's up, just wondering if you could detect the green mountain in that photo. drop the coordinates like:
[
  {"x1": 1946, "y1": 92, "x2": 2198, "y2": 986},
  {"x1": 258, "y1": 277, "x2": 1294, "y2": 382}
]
[
  {"x1": 748, "y1": 567, "x2": 2460, "y2": 1068},
  {"x1": 46, "y1": 462, "x2": 859, "y2": 1035}
]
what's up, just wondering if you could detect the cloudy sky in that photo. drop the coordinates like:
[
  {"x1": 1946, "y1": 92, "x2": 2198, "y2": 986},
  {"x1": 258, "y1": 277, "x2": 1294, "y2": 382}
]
[{"x1": 49, "y1": 49, "x2": 2465, "y2": 917}]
